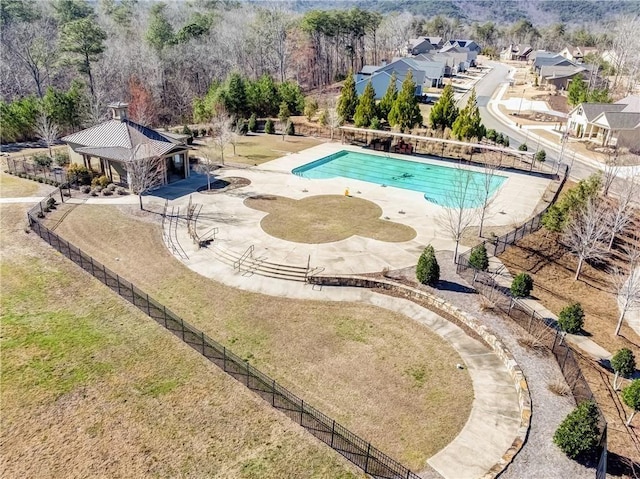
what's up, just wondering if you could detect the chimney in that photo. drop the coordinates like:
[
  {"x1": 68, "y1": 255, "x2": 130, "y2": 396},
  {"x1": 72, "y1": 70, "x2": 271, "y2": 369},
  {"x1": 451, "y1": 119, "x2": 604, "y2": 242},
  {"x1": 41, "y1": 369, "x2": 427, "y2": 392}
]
[
  {"x1": 381, "y1": 59, "x2": 387, "y2": 66},
  {"x1": 108, "y1": 102, "x2": 129, "y2": 121}
]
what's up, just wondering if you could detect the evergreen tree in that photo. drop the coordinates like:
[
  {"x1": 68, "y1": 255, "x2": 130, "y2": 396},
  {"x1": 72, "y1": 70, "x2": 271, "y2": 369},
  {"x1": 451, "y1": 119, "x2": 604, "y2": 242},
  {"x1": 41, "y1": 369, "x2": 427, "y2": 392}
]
[
  {"x1": 452, "y1": 89, "x2": 485, "y2": 141},
  {"x1": 59, "y1": 18, "x2": 106, "y2": 98},
  {"x1": 388, "y1": 70, "x2": 423, "y2": 132},
  {"x1": 145, "y1": 3, "x2": 174, "y2": 54},
  {"x1": 469, "y1": 243, "x2": 489, "y2": 271},
  {"x1": 623, "y1": 380, "x2": 640, "y2": 425},
  {"x1": 264, "y1": 118, "x2": 275, "y2": 134},
  {"x1": 337, "y1": 70, "x2": 358, "y2": 122},
  {"x1": 354, "y1": 81, "x2": 378, "y2": 128},
  {"x1": 568, "y1": 76, "x2": 588, "y2": 106},
  {"x1": 429, "y1": 83, "x2": 458, "y2": 130},
  {"x1": 558, "y1": 302, "x2": 585, "y2": 334},
  {"x1": 378, "y1": 72, "x2": 397, "y2": 121},
  {"x1": 248, "y1": 112, "x2": 257, "y2": 132},
  {"x1": 278, "y1": 101, "x2": 290, "y2": 140},
  {"x1": 511, "y1": 273, "x2": 533, "y2": 298},
  {"x1": 612, "y1": 348, "x2": 636, "y2": 390},
  {"x1": 225, "y1": 73, "x2": 247, "y2": 118},
  {"x1": 553, "y1": 401, "x2": 600, "y2": 459},
  {"x1": 416, "y1": 245, "x2": 440, "y2": 286}
]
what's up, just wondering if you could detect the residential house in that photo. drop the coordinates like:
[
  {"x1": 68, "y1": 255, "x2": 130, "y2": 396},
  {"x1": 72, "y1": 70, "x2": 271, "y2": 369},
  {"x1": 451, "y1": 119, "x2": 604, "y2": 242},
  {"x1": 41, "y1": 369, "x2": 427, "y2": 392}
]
[
  {"x1": 377, "y1": 58, "x2": 445, "y2": 89},
  {"x1": 356, "y1": 64, "x2": 383, "y2": 83},
  {"x1": 539, "y1": 64, "x2": 588, "y2": 90},
  {"x1": 63, "y1": 102, "x2": 191, "y2": 187},
  {"x1": 566, "y1": 95, "x2": 640, "y2": 151},
  {"x1": 355, "y1": 71, "x2": 404, "y2": 99},
  {"x1": 532, "y1": 51, "x2": 576, "y2": 75},
  {"x1": 500, "y1": 44, "x2": 533, "y2": 61},
  {"x1": 559, "y1": 46, "x2": 599, "y2": 63},
  {"x1": 424, "y1": 36, "x2": 444, "y2": 49},
  {"x1": 406, "y1": 37, "x2": 436, "y2": 56},
  {"x1": 443, "y1": 39, "x2": 481, "y2": 53}
]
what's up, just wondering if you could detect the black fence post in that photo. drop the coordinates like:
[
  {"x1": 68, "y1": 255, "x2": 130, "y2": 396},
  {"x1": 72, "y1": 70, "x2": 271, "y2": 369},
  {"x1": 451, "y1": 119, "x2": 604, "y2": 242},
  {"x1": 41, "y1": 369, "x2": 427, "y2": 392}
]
[
  {"x1": 201, "y1": 331, "x2": 205, "y2": 355},
  {"x1": 181, "y1": 318, "x2": 185, "y2": 341},
  {"x1": 272, "y1": 380, "x2": 276, "y2": 407},
  {"x1": 146, "y1": 294, "x2": 151, "y2": 316},
  {"x1": 562, "y1": 347, "x2": 570, "y2": 370},
  {"x1": 364, "y1": 443, "x2": 371, "y2": 473},
  {"x1": 131, "y1": 283, "x2": 135, "y2": 305},
  {"x1": 551, "y1": 330, "x2": 558, "y2": 351},
  {"x1": 300, "y1": 400, "x2": 304, "y2": 425},
  {"x1": 163, "y1": 306, "x2": 167, "y2": 328},
  {"x1": 223, "y1": 347, "x2": 227, "y2": 371},
  {"x1": 330, "y1": 420, "x2": 336, "y2": 447},
  {"x1": 116, "y1": 275, "x2": 121, "y2": 295},
  {"x1": 90, "y1": 256, "x2": 95, "y2": 276}
]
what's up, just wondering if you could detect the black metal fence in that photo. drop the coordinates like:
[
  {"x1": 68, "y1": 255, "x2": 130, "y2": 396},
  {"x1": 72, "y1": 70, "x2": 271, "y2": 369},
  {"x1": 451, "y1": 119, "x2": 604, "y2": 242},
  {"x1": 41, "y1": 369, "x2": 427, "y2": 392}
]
[
  {"x1": 6, "y1": 157, "x2": 69, "y2": 185},
  {"x1": 26, "y1": 187, "x2": 420, "y2": 479},
  {"x1": 456, "y1": 252, "x2": 607, "y2": 478}
]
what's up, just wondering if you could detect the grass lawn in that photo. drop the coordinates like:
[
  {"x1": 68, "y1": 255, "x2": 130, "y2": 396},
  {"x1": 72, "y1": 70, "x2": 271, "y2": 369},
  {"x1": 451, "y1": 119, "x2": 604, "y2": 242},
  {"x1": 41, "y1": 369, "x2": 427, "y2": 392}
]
[
  {"x1": 195, "y1": 133, "x2": 325, "y2": 166},
  {"x1": 0, "y1": 203, "x2": 364, "y2": 478},
  {"x1": 0, "y1": 172, "x2": 41, "y2": 197},
  {"x1": 47, "y1": 203, "x2": 474, "y2": 469},
  {"x1": 245, "y1": 195, "x2": 417, "y2": 244}
]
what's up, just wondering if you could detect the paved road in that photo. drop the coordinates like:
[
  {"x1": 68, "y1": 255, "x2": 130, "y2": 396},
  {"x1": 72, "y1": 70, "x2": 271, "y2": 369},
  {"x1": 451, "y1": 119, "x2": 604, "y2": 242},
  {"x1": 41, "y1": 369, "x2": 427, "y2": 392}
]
[{"x1": 473, "y1": 61, "x2": 603, "y2": 183}]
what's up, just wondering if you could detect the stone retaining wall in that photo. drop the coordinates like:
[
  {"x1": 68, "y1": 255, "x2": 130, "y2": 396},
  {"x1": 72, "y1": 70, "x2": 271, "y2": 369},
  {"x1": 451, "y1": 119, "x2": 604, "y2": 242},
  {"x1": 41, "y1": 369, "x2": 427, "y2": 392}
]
[{"x1": 308, "y1": 274, "x2": 531, "y2": 479}]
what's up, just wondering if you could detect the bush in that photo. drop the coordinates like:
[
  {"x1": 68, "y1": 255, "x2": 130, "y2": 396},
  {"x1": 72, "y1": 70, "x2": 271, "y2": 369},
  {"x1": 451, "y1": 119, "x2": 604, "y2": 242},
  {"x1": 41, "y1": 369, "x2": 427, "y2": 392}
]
[
  {"x1": 106, "y1": 183, "x2": 116, "y2": 191},
  {"x1": 248, "y1": 113, "x2": 257, "y2": 132},
  {"x1": 486, "y1": 129, "x2": 497, "y2": 142},
  {"x1": 102, "y1": 189, "x2": 113, "y2": 196},
  {"x1": 192, "y1": 129, "x2": 199, "y2": 138},
  {"x1": 91, "y1": 175, "x2": 110, "y2": 188},
  {"x1": 612, "y1": 348, "x2": 636, "y2": 379},
  {"x1": 518, "y1": 143, "x2": 528, "y2": 151},
  {"x1": 54, "y1": 152, "x2": 70, "y2": 166},
  {"x1": 503, "y1": 136, "x2": 510, "y2": 147},
  {"x1": 286, "y1": 120, "x2": 295, "y2": 136},
  {"x1": 510, "y1": 272, "x2": 533, "y2": 298},
  {"x1": 239, "y1": 120, "x2": 249, "y2": 135},
  {"x1": 89, "y1": 189, "x2": 99, "y2": 196},
  {"x1": 535, "y1": 149, "x2": 546, "y2": 163},
  {"x1": 33, "y1": 154, "x2": 52, "y2": 168},
  {"x1": 94, "y1": 185, "x2": 103, "y2": 193},
  {"x1": 37, "y1": 177, "x2": 43, "y2": 183},
  {"x1": 553, "y1": 401, "x2": 600, "y2": 459},
  {"x1": 265, "y1": 118, "x2": 275, "y2": 134},
  {"x1": 182, "y1": 125, "x2": 192, "y2": 136},
  {"x1": 199, "y1": 128, "x2": 207, "y2": 137},
  {"x1": 116, "y1": 187, "x2": 127, "y2": 195},
  {"x1": 318, "y1": 109, "x2": 328, "y2": 126},
  {"x1": 558, "y1": 302, "x2": 585, "y2": 334},
  {"x1": 304, "y1": 98, "x2": 319, "y2": 121},
  {"x1": 369, "y1": 117, "x2": 381, "y2": 130},
  {"x1": 67, "y1": 164, "x2": 92, "y2": 185},
  {"x1": 416, "y1": 245, "x2": 440, "y2": 286},
  {"x1": 622, "y1": 380, "x2": 640, "y2": 425},
  {"x1": 469, "y1": 243, "x2": 489, "y2": 271},
  {"x1": 80, "y1": 185, "x2": 91, "y2": 194},
  {"x1": 46, "y1": 197, "x2": 56, "y2": 208}
]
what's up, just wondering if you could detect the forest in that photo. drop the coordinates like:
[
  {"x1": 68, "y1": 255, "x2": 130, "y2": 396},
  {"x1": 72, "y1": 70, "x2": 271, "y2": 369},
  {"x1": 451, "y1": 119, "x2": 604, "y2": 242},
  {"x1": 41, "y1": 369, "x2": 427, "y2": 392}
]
[{"x1": 1, "y1": 0, "x2": 638, "y2": 143}]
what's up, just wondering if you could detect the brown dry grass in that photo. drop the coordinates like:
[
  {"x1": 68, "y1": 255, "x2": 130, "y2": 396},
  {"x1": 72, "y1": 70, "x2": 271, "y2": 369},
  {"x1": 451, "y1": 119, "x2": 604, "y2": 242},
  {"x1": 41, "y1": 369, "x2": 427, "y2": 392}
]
[
  {"x1": 0, "y1": 203, "x2": 364, "y2": 479},
  {"x1": 0, "y1": 172, "x2": 40, "y2": 197},
  {"x1": 194, "y1": 133, "x2": 324, "y2": 166},
  {"x1": 47, "y1": 203, "x2": 473, "y2": 469},
  {"x1": 245, "y1": 195, "x2": 417, "y2": 244}
]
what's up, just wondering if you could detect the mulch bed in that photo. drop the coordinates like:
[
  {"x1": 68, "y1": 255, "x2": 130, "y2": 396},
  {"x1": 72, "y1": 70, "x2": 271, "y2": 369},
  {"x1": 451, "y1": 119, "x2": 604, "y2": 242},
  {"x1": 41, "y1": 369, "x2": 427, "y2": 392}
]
[{"x1": 196, "y1": 177, "x2": 250, "y2": 194}]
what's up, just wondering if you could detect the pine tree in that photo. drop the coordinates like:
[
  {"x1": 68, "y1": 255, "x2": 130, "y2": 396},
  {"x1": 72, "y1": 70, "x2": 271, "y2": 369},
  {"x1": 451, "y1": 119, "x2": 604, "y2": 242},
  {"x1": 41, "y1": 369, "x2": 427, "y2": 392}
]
[
  {"x1": 388, "y1": 70, "x2": 423, "y2": 132},
  {"x1": 452, "y1": 89, "x2": 485, "y2": 141},
  {"x1": 416, "y1": 245, "x2": 440, "y2": 286},
  {"x1": 568, "y1": 76, "x2": 588, "y2": 106},
  {"x1": 337, "y1": 70, "x2": 358, "y2": 122},
  {"x1": 354, "y1": 81, "x2": 378, "y2": 128},
  {"x1": 429, "y1": 84, "x2": 458, "y2": 130},
  {"x1": 378, "y1": 72, "x2": 397, "y2": 121},
  {"x1": 469, "y1": 243, "x2": 489, "y2": 271}
]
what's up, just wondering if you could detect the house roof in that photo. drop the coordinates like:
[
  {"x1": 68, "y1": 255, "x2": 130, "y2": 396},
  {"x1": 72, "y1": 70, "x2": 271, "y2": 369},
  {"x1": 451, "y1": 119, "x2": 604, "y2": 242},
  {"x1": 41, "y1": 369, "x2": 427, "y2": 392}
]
[
  {"x1": 540, "y1": 65, "x2": 586, "y2": 80},
  {"x1": 355, "y1": 71, "x2": 404, "y2": 99},
  {"x1": 616, "y1": 95, "x2": 640, "y2": 113},
  {"x1": 593, "y1": 111, "x2": 640, "y2": 130},
  {"x1": 63, "y1": 119, "x2": 178, "y2": 162},
  {"x1": 359, "y1": 65, "x2": 380, "y2": 75},
  {"x1": 424, "y1": 36, "x2": 442, "y2": 46},
  {"x1": 575, "y1": 103, "x2": 626, "y2": 121}
]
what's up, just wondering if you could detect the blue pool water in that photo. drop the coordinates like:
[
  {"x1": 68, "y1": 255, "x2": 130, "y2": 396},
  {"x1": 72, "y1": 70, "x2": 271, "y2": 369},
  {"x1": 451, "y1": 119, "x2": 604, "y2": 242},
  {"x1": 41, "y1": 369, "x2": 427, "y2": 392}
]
[{"x1": 292, "y1": 150, "x2": 507, "y2": 208}]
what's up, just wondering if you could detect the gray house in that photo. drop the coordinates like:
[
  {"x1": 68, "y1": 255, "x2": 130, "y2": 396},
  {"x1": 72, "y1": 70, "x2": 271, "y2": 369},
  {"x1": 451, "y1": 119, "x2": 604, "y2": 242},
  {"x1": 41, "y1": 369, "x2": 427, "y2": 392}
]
[
  {"x1": 377, "y1": 58, "x2": 445, "y2": 89},
  {"x1": 406, "y1": 37, "x2": 436, "y2": 56},
  {"x1": 355, "y1": 72, "x2": 405, "y2": 99}
]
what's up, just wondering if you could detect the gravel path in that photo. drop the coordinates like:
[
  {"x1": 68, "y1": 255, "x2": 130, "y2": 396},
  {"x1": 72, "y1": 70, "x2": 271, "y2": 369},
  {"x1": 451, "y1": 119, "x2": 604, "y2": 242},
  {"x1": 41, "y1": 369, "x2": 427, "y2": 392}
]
[{"x1": 386, "y1": 251, "x2": 593, "y2": 479}]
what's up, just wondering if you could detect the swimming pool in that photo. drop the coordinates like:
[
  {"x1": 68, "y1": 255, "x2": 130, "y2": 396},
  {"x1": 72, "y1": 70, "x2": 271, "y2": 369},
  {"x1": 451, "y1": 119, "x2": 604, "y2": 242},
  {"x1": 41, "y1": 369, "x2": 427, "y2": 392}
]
[{"x1": 292, "y1": 150, "x2": 507, "y2": 208}]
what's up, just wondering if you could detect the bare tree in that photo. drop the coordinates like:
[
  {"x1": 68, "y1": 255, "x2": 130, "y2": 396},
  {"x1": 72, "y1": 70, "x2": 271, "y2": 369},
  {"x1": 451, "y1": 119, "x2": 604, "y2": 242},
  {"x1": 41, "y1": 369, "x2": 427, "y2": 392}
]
[
  {"x1": 477, "y1": 161, "x2": 500, "y2": 238},
  {"x1": 607, "y1": 177, "x2": 637, "y2": 251},
  {"x1": 230, "y1": 120, "x2": 245, "y2": 157},
  {"x1": 602, "y1": 151, "x2": 621, "y2": 197},
  {"x1": 612, "y1": 243, "x2": 640, "y2": 336},
  {"x1": 437, "y1": 168, "x2": 478, "y2": 263},
  {"x1": 211, "y1": 112, "x2": 233, "y2": 165},
  {"x1": 34, "y1": 111, "x2": 59, "y2": 158},
  {"x1": 563, "y1": 198, "x2": 610, "y2": 281},
  {"x1": 126, "y1": 145, "x2": 165, "y2": 210},
  {"x1": 195, "y1": 150, "x2": 219, "y2": 191},
  {"x1": 326, "y1": 101, "x2": 342, "y2": 141}
]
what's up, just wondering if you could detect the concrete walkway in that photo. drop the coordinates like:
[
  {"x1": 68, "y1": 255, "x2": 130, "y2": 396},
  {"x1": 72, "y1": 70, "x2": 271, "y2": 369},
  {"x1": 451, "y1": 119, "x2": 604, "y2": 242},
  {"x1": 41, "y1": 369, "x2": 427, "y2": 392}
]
[{"x1": 0, "y1": 196, "x2": 45, "y2": 203}]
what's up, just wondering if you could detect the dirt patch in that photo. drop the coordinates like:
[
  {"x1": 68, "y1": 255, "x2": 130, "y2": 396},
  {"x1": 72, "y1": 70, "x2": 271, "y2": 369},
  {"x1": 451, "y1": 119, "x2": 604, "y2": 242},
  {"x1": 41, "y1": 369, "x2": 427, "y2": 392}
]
[
  {"x1": 245, "y1": 194, "x2": 417, "y2": 244},
  {"x1": 197, "y1": 176, "x2": 250, "y2": 194}
]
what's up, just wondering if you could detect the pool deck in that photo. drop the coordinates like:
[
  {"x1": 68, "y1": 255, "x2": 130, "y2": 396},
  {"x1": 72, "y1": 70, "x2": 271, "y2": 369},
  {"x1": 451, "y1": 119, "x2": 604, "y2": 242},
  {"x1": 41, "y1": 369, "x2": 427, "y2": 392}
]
[{"x1": 173, "y1": 143, "x2": 551, "y2": 276}]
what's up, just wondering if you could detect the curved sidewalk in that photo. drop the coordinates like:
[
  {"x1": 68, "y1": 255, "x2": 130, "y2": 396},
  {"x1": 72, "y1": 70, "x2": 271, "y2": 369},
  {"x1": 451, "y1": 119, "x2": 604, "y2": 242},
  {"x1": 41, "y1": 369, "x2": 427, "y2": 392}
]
[{"x1": 176, "y1": 235, "x2": 521, "y2": 479}]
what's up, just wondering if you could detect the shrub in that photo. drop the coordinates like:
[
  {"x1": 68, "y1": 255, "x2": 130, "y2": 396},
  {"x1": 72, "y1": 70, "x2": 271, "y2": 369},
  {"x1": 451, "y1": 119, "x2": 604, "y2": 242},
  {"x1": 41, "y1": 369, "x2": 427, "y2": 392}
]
[
  {"x1": 46, "y1": 197, "x2": 56, "y2": 208},
  {"x1": 286, "y1": 120, "x2": 295, "y2": 136},
  {"x1": 37, "y1": 177, "x2": 43, "y2": 183},
  {"x1": 33, "y1": 154, "x2": 52, "y2": 168},
  {"x1": 199, "y1": 128, "x2": 207, "y2": 137},
  {"x1": 534, "y1": 149, "x2": 546, "y2": 163},
  {"x1": 622, "y1": 380, "x2": 640, "y2": 425},
  {"x1": 80, "y1": 185, "x2": 91, "y2": 194},
  {"x1": 486, "y1": 129, "x2": 497, "y2": 142},
  {"x1": 503, "y1": 136, "x2": 510, "y2": 147},
  {"x1": 106, "y1": 183, "x2": 116, "y2": 191},
  {"x1": 248, "y1": 113, "x2": 257, "y2": 132},
  {"x1": 67, "y1": 164, "x2": 92, "y2": 185},
  {"x1": 369, "y1": 117, "x2": 381, "y2": 130},
  {"x1": 239, "y1": 120, "x2": 249, "y2": 135},
  {"x1": 182, "y1": 125, "x2": 192, "y2": 136},
  {"x1": 265, "y1": 118, "x2": 275, "y2": 134},
  {"x1": 510, "y1": 272, "x2": 533, "y2": 298},
  {"x1": 94, "y1": 185, "x2": 103, "y2": 193},
  {"x1": 192, "y1": 129, "x2": 199, "y2": 138},
  {"x1": 43, "y1": 206, "x2": 50, "y2": 213},
  {"x1": 518, "y1": 143, "x2": 528, "y2": 151},
  {"x1": 469, "y1": 243, "x2": 489, "y2": 271},
  {"x1": 91, "y1": 175, "x2": 110, "y2": 188},
  {"x1": 558, "y1": 302, "x2": 584, "y2": 334},
  {"x1": 416, "y1": 245, "x2": 440, "y2": 286},
  {"x1": 612, "y1": 348, "x2": 636, "y2": 390},
  {"x1": 553, "y1": 401, "x2": 600, "y2": 459},
  {"x1": 304, "y1": 98, "x2": 319, "y2": 121},
  {"x1": 318, "y1": 109, "x2": 328, "y2": 126},
  {"x1": 89, "y1": 189, "x2": 99, "y2": 196},
  {"x1": 54, "y1": 152, "x2": 70, "y2": 166},
  {"x1": 102, "y1": 189, "x2": 113, "y2": 196},
  {"x1": 116, "y1": 187, "x2": 127, "y2": 195}
]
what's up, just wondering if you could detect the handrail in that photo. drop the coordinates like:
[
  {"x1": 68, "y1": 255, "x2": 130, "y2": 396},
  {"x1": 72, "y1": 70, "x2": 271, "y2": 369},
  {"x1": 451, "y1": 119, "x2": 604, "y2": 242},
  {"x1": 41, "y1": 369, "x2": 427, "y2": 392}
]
[{"x1": 233, "y1": 244, "x2": 254, "y2": 271}]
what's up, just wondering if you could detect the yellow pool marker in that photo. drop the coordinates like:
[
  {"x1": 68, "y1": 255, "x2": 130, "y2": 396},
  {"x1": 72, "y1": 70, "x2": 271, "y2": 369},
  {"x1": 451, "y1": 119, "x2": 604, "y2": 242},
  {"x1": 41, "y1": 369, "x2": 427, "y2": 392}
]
[{"x1": 344, "y1": 188, "x2": 349, "y2": 196}]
